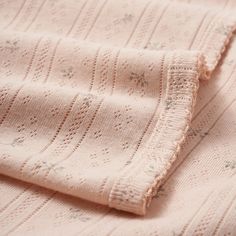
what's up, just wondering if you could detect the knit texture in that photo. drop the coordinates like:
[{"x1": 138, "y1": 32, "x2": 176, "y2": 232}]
[{"x1": 0, "y1": 0, "x2": 236, "y2": 234}]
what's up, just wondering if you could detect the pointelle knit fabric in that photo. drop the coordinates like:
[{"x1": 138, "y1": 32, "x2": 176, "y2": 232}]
[{"x1": 0, "y1": 0, "x2": 236, "y2": 235}]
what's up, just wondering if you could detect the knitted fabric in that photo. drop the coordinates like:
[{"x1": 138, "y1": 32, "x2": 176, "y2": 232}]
[{"x1": 0, "y1": 0, "x2": 236, "y2": 235}]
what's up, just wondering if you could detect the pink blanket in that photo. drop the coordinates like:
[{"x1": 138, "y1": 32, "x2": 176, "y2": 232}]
[{"x1": 0, "y1": 0, "x2": 236, "y2": 235}]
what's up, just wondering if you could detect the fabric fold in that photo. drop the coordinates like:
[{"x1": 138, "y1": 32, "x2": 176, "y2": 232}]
[{"x1": 0, "y1": 0, "x2": 236, "y2": 216}]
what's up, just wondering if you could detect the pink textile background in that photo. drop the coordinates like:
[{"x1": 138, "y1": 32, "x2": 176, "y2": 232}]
[{"x1": 0, "y1": 0, "x2": 236, "y2": 235}]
